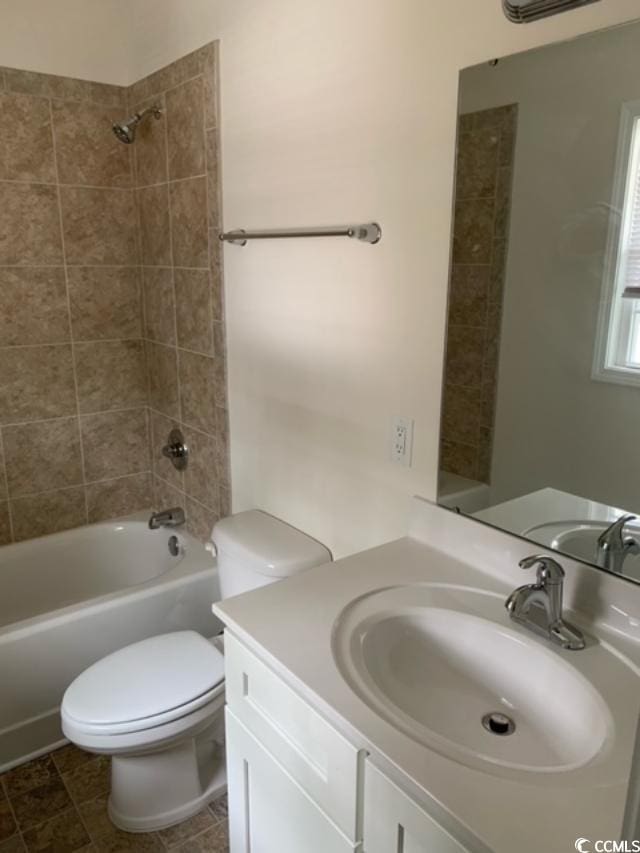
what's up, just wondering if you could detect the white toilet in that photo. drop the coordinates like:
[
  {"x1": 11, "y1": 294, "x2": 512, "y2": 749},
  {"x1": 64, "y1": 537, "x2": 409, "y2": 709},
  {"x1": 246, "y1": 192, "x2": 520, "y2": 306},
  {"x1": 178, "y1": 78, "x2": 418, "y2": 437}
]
[{"x1": 61, "y1": 510, "x2": 331, "y2": 833}]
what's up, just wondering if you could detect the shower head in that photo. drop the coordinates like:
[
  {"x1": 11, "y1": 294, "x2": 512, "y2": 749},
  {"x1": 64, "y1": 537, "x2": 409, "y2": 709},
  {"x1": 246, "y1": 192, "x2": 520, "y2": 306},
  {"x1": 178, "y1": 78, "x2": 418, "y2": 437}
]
[{"x1": 112, "y1": 105, "x2": 162, "y2": 144}]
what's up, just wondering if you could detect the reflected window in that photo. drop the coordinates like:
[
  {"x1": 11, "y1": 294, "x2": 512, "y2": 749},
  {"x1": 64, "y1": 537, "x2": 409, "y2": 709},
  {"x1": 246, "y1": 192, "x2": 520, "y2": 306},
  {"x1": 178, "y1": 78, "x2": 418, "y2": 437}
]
[{"x1": 594, "y1": 100, "x2": 640, "y2": 386}]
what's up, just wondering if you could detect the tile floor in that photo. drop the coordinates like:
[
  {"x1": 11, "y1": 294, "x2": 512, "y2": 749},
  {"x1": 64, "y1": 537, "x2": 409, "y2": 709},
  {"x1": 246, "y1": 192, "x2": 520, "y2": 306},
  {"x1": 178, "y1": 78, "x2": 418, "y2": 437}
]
[{"x1": 0, "y1": 745, "x2": 229, "y2": 852}]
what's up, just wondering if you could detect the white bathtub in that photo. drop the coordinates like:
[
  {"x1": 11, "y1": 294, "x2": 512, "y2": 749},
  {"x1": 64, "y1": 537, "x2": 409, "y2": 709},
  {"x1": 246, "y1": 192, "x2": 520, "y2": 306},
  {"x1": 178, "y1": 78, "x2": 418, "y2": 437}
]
[{"x1": 0, "y1": 513, "x2": 221, "y2": 771}]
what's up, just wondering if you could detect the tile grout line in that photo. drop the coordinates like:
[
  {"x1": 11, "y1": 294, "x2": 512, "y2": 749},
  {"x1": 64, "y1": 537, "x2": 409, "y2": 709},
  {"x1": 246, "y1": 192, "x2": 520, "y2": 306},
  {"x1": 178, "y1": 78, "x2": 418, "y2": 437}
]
[
  {"x1": 6, "y1": 470, "x2": 152, "y2": 504},
  {"x1": 161, "y1": 74, "x2": 186, "y2": 502},
  {"x1": 48, "y1": 97, "x2": 90, "y2": 528}
]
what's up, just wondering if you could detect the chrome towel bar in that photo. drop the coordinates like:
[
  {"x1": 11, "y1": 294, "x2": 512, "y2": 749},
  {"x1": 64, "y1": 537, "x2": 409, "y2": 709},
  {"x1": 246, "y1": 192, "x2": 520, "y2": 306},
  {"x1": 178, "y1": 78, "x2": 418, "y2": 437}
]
[{"x1": 219, "y1": 223, "x2": 381, "y2": 246}]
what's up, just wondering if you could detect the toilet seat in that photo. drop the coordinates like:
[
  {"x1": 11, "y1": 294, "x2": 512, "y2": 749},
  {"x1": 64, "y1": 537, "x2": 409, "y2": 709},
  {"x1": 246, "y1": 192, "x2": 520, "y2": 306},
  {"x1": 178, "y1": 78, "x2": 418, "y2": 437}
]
[{"x1": 61, "y1": 631, "x2": 225, "y2": 739}]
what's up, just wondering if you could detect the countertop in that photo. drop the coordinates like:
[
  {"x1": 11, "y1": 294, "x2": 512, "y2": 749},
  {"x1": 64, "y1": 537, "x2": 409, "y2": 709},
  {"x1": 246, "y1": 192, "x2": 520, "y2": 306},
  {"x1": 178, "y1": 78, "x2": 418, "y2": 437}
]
[{"x1": 213, "y1": 509, "x2": 640, "y2": 853}]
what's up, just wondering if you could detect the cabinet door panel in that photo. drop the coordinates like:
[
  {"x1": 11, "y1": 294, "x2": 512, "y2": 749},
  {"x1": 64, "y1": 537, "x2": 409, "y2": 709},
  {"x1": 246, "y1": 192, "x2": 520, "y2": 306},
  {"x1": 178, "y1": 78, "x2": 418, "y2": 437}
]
[
  {"x1": 364, "y1": 760, "x2": 472, "y2": 853},
  {"x1": 226, "y1": 708, "x2": 358, "y2": 853},
  {"x1": 224, "y1": 631, "x2": 362, "y2": 841}
]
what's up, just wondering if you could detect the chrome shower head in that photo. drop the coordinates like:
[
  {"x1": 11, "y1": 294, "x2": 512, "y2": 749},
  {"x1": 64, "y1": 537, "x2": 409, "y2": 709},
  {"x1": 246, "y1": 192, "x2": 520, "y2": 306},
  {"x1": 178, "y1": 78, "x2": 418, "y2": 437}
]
[{"x1": 112, "y1": 105, "x2": 162, "y2": 144}]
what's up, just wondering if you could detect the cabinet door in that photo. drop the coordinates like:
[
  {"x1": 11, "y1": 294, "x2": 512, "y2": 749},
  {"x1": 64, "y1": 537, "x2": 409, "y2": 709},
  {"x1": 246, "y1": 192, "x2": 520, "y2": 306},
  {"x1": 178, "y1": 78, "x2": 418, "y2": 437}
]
[
  {"x1": 364, "y1": 760, "x2": 472, "y2": 853},
  {"x1": 226, "y1": 708, "x2": 358, "y2": 853}
]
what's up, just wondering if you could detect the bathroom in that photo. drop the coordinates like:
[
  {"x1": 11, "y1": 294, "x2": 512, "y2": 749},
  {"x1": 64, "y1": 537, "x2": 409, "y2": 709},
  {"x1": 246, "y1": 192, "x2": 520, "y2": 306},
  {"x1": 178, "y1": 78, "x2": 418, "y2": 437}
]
[{"x1": 2, "y1": 0, "x2": 640, "y2": 850}]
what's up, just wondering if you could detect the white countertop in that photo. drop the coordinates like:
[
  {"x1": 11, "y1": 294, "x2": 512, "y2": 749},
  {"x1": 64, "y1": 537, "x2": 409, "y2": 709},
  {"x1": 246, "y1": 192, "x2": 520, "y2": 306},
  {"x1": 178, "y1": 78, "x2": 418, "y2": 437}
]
[{"x1": 213, "y1": 499, "x2": 640, "y2": 853}]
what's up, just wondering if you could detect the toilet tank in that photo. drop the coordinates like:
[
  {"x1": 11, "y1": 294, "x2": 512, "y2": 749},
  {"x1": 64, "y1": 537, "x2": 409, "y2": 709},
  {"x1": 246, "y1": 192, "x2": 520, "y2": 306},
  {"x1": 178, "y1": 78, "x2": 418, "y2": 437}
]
[{"x1": 211, "y1": 510, "x2": 332, "y2": 599}]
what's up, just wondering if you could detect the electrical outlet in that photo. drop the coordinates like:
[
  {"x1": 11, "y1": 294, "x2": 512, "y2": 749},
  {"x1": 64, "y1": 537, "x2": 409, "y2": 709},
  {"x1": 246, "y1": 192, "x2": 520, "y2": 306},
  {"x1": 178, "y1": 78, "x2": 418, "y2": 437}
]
[{"x1": 391, "y1": 417, "x2": 414, "y2": 466}]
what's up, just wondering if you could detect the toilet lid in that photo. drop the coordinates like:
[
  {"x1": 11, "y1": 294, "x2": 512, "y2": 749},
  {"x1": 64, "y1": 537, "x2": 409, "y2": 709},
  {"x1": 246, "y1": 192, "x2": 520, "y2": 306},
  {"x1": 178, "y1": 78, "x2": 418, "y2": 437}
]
[{"x1": 62, "y1": 631, "x2": 225, "y2": 733}]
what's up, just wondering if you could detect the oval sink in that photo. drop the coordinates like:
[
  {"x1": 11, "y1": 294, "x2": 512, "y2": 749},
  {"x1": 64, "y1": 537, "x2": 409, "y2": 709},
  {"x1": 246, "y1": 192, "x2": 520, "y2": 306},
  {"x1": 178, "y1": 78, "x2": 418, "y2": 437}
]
[{"x1": 332, "y1": 584, "x2": 622, "y2": 777}]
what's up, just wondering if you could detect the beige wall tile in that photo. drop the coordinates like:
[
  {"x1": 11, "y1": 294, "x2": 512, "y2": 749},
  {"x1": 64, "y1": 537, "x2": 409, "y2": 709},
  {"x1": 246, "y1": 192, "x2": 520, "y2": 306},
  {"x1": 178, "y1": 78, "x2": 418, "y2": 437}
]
[
  {"x1": 3, "y1": 68, "x2": 125, "y2": 107},
  {"x1": 137, "y1": 185, "x2": 171, "y2": 266},
  {"x1": 153, "y1": 474, "x2": 185, "y2": 512},
  {"x1": 185, "y1": 497, "x2": 218, "y2": 543},
  {"x1": 133, "y1": 95, "x2": 167, "y2": 187},
  {"x1": 0, "y1": 183, "x2": 62, "y2": 265},
  {"x1": 68, "y1": 267, "x2": 141, "y2": 341},
  {"x1": 11, "y1": 487, "x2": 86, "y2": 542},
  {"x1": 74, "y1": 341, "x2": 147, "y2": 413},
  {"x1": 448, "y1": 265, "x2": 490, "y2": 328},
  {"x1": 201, "y1": 45, "x2": 218, "y2": 130},
  {"x1": 0, "y1": 345, "x2": 76, "y2": 424},
  {"x1": 3, "y1": 417, "x2": 83, "y2": 498},
  {"x1": 205, "y1": 129, "x2": 220, "y2": 227},
  {"x1": 169, "y1": 177, "x2": 208, "y2": 268},
  {"x1": 146, "y1": 342, "x2": 179, "y2": 419},
  {"x1": 182, "y1": 426, "x2": 219, "y2": 511},
  {"x1": 0, "y1": 268, "x2": 69, "y2": 345},
  {"x1": 440, "y1": 439, "x2": 478, "y2": 481},
  {"x1": 143, "y1": 268, "x2": 176, "y2": 345},
  {"x1": 81, "y1": 408, "x2": 149, "y2": 483},
  {"x1": 452, "y1": 197, "x2": 495, "y2": 265},
  {"x1": 52, "y1": 100, "x2": 133, "y2": 187},
  {"x1": 178, "y1": 350, "x2": 217, "y2": 434},
  {"x1": 60, "y1": 187, "x2": 138, "y2": 265},
  {"x1": 444, "y1": 325, "x2": 485, "y2": 388},
  {"x1": 0, "y1": 436, "x2": 6, "y2": 501},
  {"x1": 456, "y1": 126, "x2": 500, "y2": 200},
  {"x1": 167, "y1": 77, "x2": 205, "y2": 181},
  {"x1": 174, "y1": 269, "x2": 212, "y2": 353},
  {"x1": 86, "y1": 473, "x2": 151, "y2": 523},
  {"x1": 0, "y1": 502, "x2": 10, "y2": 545},
  {"x1": 149, "y1": 410, "x2": 184, "y2": 490},
  {"x1": 441, "y1": 384, "x2": 482, "y2": 448},
  {"x1": 0, "y1": 92, "x2": 55, "y2": 182}
]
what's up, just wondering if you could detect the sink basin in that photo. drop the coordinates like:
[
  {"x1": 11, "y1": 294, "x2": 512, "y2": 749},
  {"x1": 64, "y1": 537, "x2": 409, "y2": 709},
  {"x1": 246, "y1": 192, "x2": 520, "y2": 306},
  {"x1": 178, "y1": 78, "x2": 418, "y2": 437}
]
[
  {"x1": 525, "y1": 520, "x2": 640, "y2": 581},
  {"x1": 332, "y1": 584, "x2": 630, "y2": 778}
]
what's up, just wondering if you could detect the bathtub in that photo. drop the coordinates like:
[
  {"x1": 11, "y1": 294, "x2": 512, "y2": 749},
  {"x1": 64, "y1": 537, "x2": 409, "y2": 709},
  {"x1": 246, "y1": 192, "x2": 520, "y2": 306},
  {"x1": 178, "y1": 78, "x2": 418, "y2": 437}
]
[{"x1": 0, "y1": 513, "x2": 221, "y2": 772}]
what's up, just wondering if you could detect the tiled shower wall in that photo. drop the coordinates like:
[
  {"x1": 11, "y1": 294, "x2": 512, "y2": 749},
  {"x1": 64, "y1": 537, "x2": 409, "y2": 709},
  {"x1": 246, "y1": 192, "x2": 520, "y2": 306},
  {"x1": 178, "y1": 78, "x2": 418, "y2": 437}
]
[
  {"x1": 0, "y1": 43, "x2": 229, "y2": 545},
  {"x1": 440, "y1": 104, "x2": 517, "y2": 484},
  {"x1": 129, "y1": 44, "x2": 230, "y2": 543}
]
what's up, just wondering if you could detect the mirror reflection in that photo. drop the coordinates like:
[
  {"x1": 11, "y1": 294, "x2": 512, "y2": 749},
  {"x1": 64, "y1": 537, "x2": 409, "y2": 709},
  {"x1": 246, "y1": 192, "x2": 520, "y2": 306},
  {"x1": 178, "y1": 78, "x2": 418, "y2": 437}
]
[{"x1": 438, "y1": 19, "x2": 640, "y2": 583}]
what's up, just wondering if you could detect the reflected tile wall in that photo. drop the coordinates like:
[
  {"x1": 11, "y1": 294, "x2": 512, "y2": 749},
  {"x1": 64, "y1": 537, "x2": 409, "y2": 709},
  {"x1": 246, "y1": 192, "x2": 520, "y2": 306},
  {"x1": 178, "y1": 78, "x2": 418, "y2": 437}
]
[
  {"x1": 0, "y1": 44, "x2": 227, "y2": 545},
  {"x1": 440, "y1": 105, "x2": 517, "y2": 483},
  {"x1": 130, "y1": 43, "x2": 230, "y2": 541},
  {"x1": 0, "y1": 67, "x2": 150, "y2": 543}
]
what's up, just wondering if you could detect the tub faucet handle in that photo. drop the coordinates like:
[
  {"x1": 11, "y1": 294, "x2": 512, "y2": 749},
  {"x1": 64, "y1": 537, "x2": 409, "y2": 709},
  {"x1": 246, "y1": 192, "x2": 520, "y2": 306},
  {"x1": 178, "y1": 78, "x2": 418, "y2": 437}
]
[{"x1": 149, "y1": 507, "x2": 185, "y2": 530}]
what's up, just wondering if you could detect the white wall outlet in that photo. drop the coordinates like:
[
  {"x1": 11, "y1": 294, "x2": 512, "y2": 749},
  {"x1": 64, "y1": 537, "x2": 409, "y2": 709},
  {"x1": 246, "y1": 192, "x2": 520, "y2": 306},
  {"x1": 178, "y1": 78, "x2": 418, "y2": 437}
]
[{"x1": 391, "y1": 417, "x2": 414, "y2": 466}]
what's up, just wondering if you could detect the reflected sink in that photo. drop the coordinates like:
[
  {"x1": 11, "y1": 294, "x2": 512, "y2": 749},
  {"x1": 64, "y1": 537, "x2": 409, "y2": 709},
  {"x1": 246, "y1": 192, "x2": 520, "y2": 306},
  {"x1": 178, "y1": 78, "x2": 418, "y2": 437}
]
[
  {"x1": 526, "y1": 520, "x2": 640, "y2": 581},
  {"x1": 332, "y1": 585, "x2": 635, "y2": 778}
]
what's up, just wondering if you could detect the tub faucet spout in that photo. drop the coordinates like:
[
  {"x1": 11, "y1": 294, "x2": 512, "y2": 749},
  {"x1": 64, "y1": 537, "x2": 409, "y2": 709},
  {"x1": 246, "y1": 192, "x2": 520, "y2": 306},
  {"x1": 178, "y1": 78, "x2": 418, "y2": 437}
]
[{"x1": 149, "y1": 507, "x2": 185, "y2": 530}]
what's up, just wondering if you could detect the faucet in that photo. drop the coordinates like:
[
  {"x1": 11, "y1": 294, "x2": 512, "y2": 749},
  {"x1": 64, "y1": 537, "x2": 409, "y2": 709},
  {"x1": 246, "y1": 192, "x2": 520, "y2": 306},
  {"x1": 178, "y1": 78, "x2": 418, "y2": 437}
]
[
  {"x1": 596, "y1": 514, "x2": 640, "y2": 575},
  {"x1": 149, "y1": 507, "x2": 185, "y2": 530},
  {"x1": 505, "y1": 555, "x2": 585, "y2": 650}
]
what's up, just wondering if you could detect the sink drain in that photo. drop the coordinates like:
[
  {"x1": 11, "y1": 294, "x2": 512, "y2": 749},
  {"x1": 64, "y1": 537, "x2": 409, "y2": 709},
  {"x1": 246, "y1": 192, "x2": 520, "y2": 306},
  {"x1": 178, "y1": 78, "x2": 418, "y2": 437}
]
[{"x1": 482, "y1": 712, "x2": 515, "y2": 736}]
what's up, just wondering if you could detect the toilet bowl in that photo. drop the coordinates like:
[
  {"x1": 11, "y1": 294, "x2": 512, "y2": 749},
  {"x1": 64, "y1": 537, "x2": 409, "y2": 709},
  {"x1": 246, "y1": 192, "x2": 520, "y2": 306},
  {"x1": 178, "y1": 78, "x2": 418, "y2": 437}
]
[{"x1": 61, "y1": 510, "x2": 331, "y2": 832}]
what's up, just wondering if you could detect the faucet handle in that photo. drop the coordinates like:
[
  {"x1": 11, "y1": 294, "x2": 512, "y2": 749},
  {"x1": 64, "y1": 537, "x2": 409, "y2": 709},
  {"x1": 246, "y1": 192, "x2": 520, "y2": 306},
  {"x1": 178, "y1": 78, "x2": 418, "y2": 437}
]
[{"x1": 519, "y1": 554, "x2": 565, "y2": 586}]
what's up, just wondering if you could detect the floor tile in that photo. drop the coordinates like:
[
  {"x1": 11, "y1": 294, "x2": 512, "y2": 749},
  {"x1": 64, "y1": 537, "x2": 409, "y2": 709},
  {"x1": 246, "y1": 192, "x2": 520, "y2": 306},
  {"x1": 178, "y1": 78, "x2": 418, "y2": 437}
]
[
  {"x1": 51, "y1": 746, "x2": 93, "y2": 777},
  {"x1": 22, "y1": 807, "x2": 90, "y2": 852},
  {"x1": 0, "y1": 835, "x2": 26, "y2": 852},
  {"x1": 62, "y1": 758, "x2": 110, "y2": 805},
  {"x1": 175, "y1": 822, "x2": 228, "y2": 853},
  {"x1": 0, "y1": 795, "x2": 16, "y2": 842},
  {"x1": 77, "y1": 795, "x2": 111, "y2": 842},
  {"x1": 2, "y1": 757, "x2": 59, "y2": 799},
  {"x1": 11, "y1": 779, "x2": 73, "y2": 832},
  {"x1": 157, "y1": 811, "x2": 215, "y2": 848},
  {"x1": 93, "y1": 828, "x2": 163, "y2": 852}
]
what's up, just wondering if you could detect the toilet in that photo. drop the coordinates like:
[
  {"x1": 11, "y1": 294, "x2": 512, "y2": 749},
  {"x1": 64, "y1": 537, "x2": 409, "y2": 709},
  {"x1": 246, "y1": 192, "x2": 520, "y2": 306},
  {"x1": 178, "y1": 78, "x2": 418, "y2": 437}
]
[{"x1": 61, "y1": 510, "x2": 331, "y2": 833}]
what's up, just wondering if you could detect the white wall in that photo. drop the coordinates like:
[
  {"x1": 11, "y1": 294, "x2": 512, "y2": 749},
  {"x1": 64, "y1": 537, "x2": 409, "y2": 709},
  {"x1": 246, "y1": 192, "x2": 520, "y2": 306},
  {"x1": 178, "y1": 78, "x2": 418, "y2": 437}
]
[
  {"x1": 0, "y1": 0, "x2": 131, "y2": 85},
  {"x1": 3, "y1": 0, "x2": 640, "y2": 556},
  {"x1": 460, "y1": 20, "x2": 640, "y2": 513},
  {"x1": 129, "y1": 0, "x2": 640, "y2": 558}
]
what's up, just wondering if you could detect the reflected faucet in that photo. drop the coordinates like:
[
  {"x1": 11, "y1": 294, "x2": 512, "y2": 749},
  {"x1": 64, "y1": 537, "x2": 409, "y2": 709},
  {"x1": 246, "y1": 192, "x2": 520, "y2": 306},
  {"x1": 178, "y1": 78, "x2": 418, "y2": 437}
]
[
  {"x1": 505, "y1": 555, "x2": 585, "y2": 650},
  {"x1": 596, "y1": 514, "x2": 640, "y2": 576},
  {"x1": 149, "y1": 507, "x2": 185, "y2": 530}
]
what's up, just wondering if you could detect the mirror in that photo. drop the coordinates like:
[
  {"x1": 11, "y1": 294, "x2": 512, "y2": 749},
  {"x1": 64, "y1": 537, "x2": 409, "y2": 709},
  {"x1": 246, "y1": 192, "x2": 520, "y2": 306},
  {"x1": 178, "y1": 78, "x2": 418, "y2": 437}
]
[{"x1": 438, "y1": 18, "x2": 640, "y2": 584}]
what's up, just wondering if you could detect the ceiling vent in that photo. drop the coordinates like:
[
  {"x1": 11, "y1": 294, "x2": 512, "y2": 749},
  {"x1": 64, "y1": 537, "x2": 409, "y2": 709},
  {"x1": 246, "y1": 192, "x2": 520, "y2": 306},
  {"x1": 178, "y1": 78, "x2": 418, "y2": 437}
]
[{"x1": 503, "y1": 0, "x2": 601, "y2": 23}]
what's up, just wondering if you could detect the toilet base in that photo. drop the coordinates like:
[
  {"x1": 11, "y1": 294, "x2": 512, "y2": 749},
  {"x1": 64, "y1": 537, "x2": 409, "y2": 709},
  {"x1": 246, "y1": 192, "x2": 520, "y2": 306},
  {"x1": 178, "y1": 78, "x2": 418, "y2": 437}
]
[{"x1": 108, "y1": 729, "x2": 227, "y2": 832}]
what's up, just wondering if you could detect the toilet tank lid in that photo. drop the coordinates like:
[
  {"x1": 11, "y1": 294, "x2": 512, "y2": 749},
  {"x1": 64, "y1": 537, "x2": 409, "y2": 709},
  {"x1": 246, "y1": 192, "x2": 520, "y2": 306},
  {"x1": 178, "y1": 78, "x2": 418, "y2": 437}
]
[{"x1": 211, "y1": 510, "x2": 331, "y2": 578}]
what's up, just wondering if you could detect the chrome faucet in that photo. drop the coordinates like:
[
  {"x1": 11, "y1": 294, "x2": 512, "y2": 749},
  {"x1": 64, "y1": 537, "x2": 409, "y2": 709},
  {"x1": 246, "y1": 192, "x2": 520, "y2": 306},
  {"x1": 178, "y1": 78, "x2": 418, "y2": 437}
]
[
  {"x1": 505, "y1": 555, "x2": 585, "y2": 650},
  {"x1": 149, "y1": 507, "x2": 185, "y2": 530},
  {"x1": 596, "y1": 514, "x2": 640, "y2": 575}
]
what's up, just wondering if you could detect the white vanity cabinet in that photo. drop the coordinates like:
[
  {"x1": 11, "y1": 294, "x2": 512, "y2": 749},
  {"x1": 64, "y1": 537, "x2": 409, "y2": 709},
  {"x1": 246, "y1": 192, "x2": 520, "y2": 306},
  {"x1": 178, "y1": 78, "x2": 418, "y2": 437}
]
[{"x1": 224, "y1": 631, "x2": 476, "y2": 853}]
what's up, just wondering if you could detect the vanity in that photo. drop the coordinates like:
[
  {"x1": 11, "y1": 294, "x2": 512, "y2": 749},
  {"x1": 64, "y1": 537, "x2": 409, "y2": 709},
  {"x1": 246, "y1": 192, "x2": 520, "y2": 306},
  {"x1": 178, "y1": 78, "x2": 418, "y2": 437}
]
[{"x1": 213, "y1": 498, "x2": 640, "y2": 853}]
